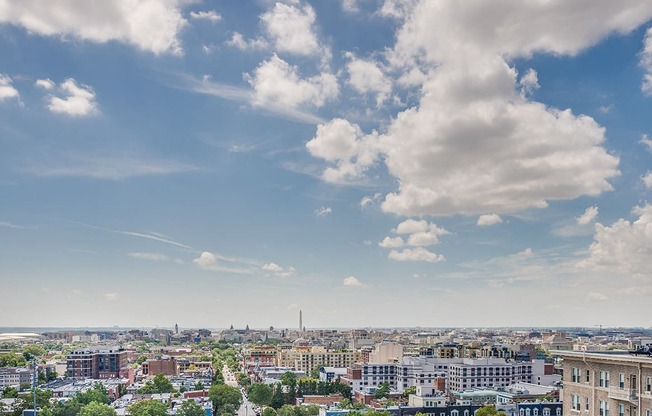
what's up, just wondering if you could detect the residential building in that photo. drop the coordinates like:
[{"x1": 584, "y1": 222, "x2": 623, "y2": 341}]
[
  {"x1": 447, "y1": 358, "x2": 545, "y2": 392},
  {"x1": 278, "y1": 346, "x2": 354, "y2": 375},
  {"x1": 559, "y1": 351, "x2": 652, "y2": 416},
  {"x1": 66, "y1": 346, "x2": 128, "y2": 379}
]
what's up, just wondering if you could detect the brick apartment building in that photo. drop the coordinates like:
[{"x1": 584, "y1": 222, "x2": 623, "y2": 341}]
[
  {"x1": 67, "y1": 346, "x2": 128, "y2": 379},
  {"x1": 560, "y1": 351, "x2": 652, "y2": 416}
]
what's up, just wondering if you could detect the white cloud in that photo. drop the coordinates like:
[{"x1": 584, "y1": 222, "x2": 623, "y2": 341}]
[
  {"x1": 378, "y1": 236, "x2": 404, "y2": 248},
  {"x1": 388, "y1": 247, "x2": 444, "y2": 263},
  {"x1": 23, "y1": 152, "x2": 197, "y2": 180},
  {"x1": 343, "y1": 276, "x2": 364, "y2": 287},
  {"x1": 226, "y1": 32, "x2": 267, "y2": 51},
  {"x1": 342, "y1": 0, "x2": 359, "y2": 13},
  {"x1": 46, "y1": 78, "x2": 97, "y2": 116},
  {"x1": 641, "y1": 27, "x2": 652, "y2": 96},
  {"x1": 245, "y1": 54, "x2": 338, "y2": 111},
  {"x1": 314, "y1": 206, "x2": 332, "y2": 217},
  {"x1": 0, "y1": 0, "x2": 187, "y2": 55},
  {"x1": 189, "y1": 10, "x2": 221, "y2": 23},
  {"x1": 306, "y1": 118, "x2": 380, "y2": 183},
  {"x1": 587, "y1": 292, "x2": 608, "y2": 302},
  {"x1": 577, "y1": 205, "x2": 599, "y2": 225},
  {"x1": 641, "y1": 134, "x2": 652, "y2": 152},
  {"x1": 360, "y1": 193, "x2": 382, "y2": 209},
  {"x1": 193, "y1": 251, "x2": 216, "y2": 266},
  {"x1": 518, "y1": 68, "x2": 539, "y2": 96},
  {"x1": 34, "y1": 78, "x2": 55, "y2": 90},
  {"x1": 309, "y1": 1, "x2": 647, "y2": 217},
  {"x1": 477, "y1": 214, "x2": 503, "y2": 227},
  {"x1": 345, "y1": 53, "x2": 392, "y2": 106},
  {"x1": 0, "y1": 74, "x2": 19, "y2": 101},
  {"x1": 577, "y1": 204, "x2": 652, "y2": 279},
  {"x1": 103, "y1": 293, "x2": 119, "y2": 301},
  {"x1": 260, "y1": 1, "x2": 323, "y2": 57},
  {"x1": 643, "y1": 172, "x2": 652, "y2": 189},
  {"x1": 128, "y1": 252, "x2": 169, "y2": 262},
  {"x1": 262, "y1": 262, "x2": 296, "y2": 277}
]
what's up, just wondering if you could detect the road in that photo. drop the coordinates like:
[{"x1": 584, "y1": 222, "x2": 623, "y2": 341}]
[{"x1": 223, "y1": 364, "x2": 257, "y2": 416}]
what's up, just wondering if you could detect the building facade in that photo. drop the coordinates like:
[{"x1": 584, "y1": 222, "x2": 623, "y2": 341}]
[
  {"x1": 67, "y1": 346, "x2": 128, "y2": 379},
  {"x1": 560, "y1": 351, "x2": 652, "y2": 416}
]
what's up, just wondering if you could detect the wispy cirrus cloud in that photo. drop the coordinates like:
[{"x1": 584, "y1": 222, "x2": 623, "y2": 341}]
[{"x1": 21, "y1": 152, "x2": 198, "y2": 180}]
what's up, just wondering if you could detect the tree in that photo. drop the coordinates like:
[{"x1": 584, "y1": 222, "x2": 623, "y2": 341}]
[
  {"x1": 194, "y1": 381, "x2": 205, "y2": 391},
  {"x1": 237, "y1": 373, "x2": 251, "y2": 388},
  {"x1": 309, "y1": 367, "x2": 322, "y2": 380},
  {"x1": 374, "y1": 383, "x2": 390, "y2": 399},
  {"x1": 208, "y1": 383, "x2": 242, "y2": 413},
  {"x1": 262, "y1": 407, "x2": 278, "y2": 416},
  {"x1": 402, "y1": 386, "x2": 416, "y2": 398},
  {"x1": 78, "y1": 401, "x2": 117, "y2": 416},
  {"x1": 0, "y1": 353, "x2": 27, "y2": 367},
  {"x1": 248, "y1": 383, "x2": 273, "y2": 407},
  {"x1": 139, "y1": 373, "x2": 175, "y2": 394},
  {"x1": 128, "y1": 400, "x2": 169, "y2": 416},
  {"x1": 76, "y1": 384, "x2": 109, "y2": 405},
  {"x1": 475, "y1": 406, "x2": 507, "y2": 416},
  {"x1": 176, "y1": 400, "x2": 205, "y2": 416},
  {"x1": 270, "y1": 384, "x2": 285, "y2": 409},
  {"x1": 280, "y1": 372, "x2": 297, "y2": 387},
  {"x1": 22, "y1": 345, "x2": 46, "y2": 359}
]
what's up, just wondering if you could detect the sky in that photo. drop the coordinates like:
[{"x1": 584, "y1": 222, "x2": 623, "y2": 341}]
[{"x1": 1, "y1": 0, "x2": 652, "y2": 330}]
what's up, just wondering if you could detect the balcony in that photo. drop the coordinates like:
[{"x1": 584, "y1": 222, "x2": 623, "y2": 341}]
[{"x1": 608, "y1": 388, "x2": 638, "y2": 404}]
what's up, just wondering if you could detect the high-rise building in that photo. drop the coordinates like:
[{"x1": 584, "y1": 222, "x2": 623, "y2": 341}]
[{"x1": 299, "y1": 310, "x2": 303, "y2": 333}]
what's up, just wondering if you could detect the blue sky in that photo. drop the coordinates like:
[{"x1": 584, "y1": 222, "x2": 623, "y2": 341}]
[{"x1": 1, "y1": 0, "x2": 652, "y2": 329}]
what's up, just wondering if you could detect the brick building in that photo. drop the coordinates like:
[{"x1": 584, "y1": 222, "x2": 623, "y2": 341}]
[
  {"x1": 67, "y1": 346, "x2": 128, "y2": 379},
  {"x1": 559, "y1": 351, "x2": 652, "y2": 416}
]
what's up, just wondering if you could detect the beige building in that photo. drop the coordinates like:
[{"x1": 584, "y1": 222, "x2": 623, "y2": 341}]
[
  {"x1": 369, "y1": 343, "x2": 403, "y2": 363},
  {"x1": 278, "y1": 346, "x2": 354, "y2": 374},
  {"x1": 559, "y1": 351, "x2": 652, "y2": 416}
]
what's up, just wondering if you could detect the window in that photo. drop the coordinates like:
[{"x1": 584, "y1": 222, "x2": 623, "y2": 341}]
[
  {"x1": 618, "y1": 404, "x2": 624, "y2": 416},
  {"x1": 572, "y1": 395, "x2": 581, "y2": 411},
  {"x1": 600, "y1": 371, "x2": 611, "y2": 388},
  {"x1": 600, "y1": 401, "x2": 605, "y2": 416},
  {"x1": 587, "y1": 370, "x2": 591, "y2": 383},
  {"x1": 572, "y1": 368, "x2": 581, "y2": 383},
  {"x1": 619, "y1": 374, "x2": 625, "y2": 390},
  {"x1": 646, "y1": 377, "x2": 651, "y2": 393},
  {"x1": 586, "y1": 398, "x2": 590, "y2": 411},
  {"x1": 543, "y1": 409, "x2": 550, "y2": 416}
]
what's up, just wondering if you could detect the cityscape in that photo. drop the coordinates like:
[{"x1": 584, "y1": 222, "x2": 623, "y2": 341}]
[{"x1": 2, "y1": 0, "x2": 652, "y2": 416}]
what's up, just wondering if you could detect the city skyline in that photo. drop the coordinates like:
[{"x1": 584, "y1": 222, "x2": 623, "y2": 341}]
[{"x1": 2, "y1": 1, "x2": 652, "y2": 328}]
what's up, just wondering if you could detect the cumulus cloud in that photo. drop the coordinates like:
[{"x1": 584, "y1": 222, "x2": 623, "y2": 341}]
[
  {"x1": 477, "y1": 214, "x2": 503, "y2": 226},
  {"x1": 260, "y1": 1, "x2": 323, "y2": 57},
  {"x1": 577, "y1": 206, "x2": 599, "y2": 225},
  {"x1": 345, "y1": 52, "x2": 392, "y2": 106},
  {"x1": 388, "y1": 247, "x2": 444, "y2": 263},
  {"x1": 34, "y1": 78, "x2": 55, "y2": 90},
  {"x1": 306, "y1": 118, "x2": 379, "y2": 183},
  {"x1": 245, "y1": 54, "x2": 338, "y2": 112},
  {"x1": 262, "y1": 262, "x2": 296, "y2": 277},
  {"x1": 0, "y1": 0, "x2": 187, "y2": 55},
  {"x1": 378, "y1": 236, "x2": 404, "y2": 248},
  {"x1": 0, "y1": 74, "x2": 19, "y2": 101},
  {"x1": 45, "y1": 78, "x2": 97, "y2": 116},
  {"x1": 379, "y1": 219, "x2": 448, "y2": 262},
  {"x1": 307, "y1": 0, "x2": 638, "y2": 217},
  {"x1": 343, "y1": 276, "x2": 364, "y2": 287},
  {"x1": 643, "y1": 172, "x2": 652, "y2": 189},
  {"x1": 189, "y1": 10, "x2": 221, "y2": 23},
  {"x1": 193, "y1": 251, "x2": 216, "y2": 266},
  {"x1": 226, "y1": 32, "x2": 267, "y2": 50},
  {"x1": 360, "y1": 193, "x2": 382, "y2": 209},
  {"x1": 641, "y1": 27, "x2": 652, "y2": 95},
  {"x1": 577, "y1": 204, "x2": 652, "y2": 279},
  {"x1": 314, "y1": 206, "x2": 332, "y2": 217},
  {"x1": 641, "y1": 134, "x2": 652, "y2": 152}
]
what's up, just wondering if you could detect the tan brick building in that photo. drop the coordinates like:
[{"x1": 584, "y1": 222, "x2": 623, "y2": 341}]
[{"x1": 559, "y1": 351, "x2": 652, "y2": 416}]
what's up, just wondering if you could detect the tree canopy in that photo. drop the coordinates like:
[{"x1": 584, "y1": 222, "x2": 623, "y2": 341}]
[
  {"x1": 128, "y1": 399, "x2": 169, "y2": 416},
  {"x1": 475, "y1": 406, "x2": 507, "y2": 416},
  {"x1": 78, "y1": 401, "x2": 117, "y2": 416},
  {"x1": 248, "y1": 383, "x2": 273, "y2": 407},
  {"x1": 175, "y1": 400, "x2": 205, "y2": 416},
  {"x1": 208, "y1": 383, "x2": 242, "y2": 414}
]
